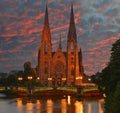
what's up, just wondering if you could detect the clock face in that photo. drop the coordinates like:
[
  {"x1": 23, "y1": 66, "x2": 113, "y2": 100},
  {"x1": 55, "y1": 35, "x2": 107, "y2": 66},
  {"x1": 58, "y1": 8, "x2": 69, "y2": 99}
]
[{"x1": 54, "y1": 61, "x2": 64, "y2": 73}]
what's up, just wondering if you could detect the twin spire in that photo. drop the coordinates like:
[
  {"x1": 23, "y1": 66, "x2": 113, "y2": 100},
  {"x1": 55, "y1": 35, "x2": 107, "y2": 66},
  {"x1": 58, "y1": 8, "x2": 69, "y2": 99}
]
[{"x1": 43, "y1": 3, "x2": 77, "y2": 44}]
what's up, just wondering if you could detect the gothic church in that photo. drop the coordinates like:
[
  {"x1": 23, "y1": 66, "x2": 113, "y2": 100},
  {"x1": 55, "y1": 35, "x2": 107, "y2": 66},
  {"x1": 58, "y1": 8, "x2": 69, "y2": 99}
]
[{"x1": 37, "y1": 4, "x2": 84, "y2": 86}]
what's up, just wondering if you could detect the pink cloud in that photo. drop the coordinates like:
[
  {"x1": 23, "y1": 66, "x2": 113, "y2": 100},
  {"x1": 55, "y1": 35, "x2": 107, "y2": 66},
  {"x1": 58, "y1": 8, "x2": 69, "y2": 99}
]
[
  {"x1": 97, "y1": 3, "x2": 110, "y2": 11},
  {"x1": 51, "y1": 24, "x2": 68, "y2": 33},
  {"x1": 18, "y1": 37, "x2": 35, "y2": 43}
]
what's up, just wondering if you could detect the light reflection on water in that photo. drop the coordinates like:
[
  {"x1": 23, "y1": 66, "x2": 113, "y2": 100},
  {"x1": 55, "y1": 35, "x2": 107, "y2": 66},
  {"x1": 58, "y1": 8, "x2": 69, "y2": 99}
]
[
  {"x1": 75, "y1": 101, "x2": 83, "y2": 113},
  {"x1": 0, "y1": 96, "x2": 104, "y2": 113}
]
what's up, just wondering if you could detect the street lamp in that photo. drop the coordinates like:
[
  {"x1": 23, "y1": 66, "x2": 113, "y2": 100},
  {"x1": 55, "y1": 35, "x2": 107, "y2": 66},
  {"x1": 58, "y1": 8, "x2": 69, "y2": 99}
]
[
  {"x1": 48, "y1": 77, "x2": 52, "y2": 81},
  {"x1": 75, "y1": 76, "x2": 83, "y2": 86},
  {"x1": 27, "y1": 75, "x2": 33, "y2": 96},
  {"x1": 37, "y1": 76, "x2": 40, "y2": 80},
  {"x1": 88, "y1": 78, "x2": 91, "y2": 83},
  {"x1": 17, "y1": 76, "x2": 23, "y2": 88},
  {"x1": 18, "y1": 76, "x2": 23, "y2": 81},
  {"x1": 76, "y1": 76, "x2": 83, "y2": 80},
  {"x1": 27, "y1": 76, "x2": 33, "y2": 80},
  {"x1": 62, "y1": 78, "x2": 66, "y2": 81},
  {"x1": 62, "y1": 77, "x2": 66, "y2": 86},
  {"x1": 48, "y1": 77, "x2": 52, "y2": 87}
]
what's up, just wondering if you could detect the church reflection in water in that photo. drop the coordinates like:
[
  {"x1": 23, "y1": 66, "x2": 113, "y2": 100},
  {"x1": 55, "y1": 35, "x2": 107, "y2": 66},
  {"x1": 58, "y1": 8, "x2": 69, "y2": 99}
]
[{"x1": 16, "y1": 96, "x2": 104, "y2": 113}]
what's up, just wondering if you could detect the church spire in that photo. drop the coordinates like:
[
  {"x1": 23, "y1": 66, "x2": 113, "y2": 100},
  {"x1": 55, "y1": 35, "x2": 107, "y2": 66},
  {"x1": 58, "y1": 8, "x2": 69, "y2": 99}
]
[
  {"x1": 68, "y1": 4, "x2": 77, "y2": 41},
  {"x1": 42, "y1": 4, "x2": 51, "y2": 41},
  {"x1": 44, "y1": 4, "x2": 49, "y2": 28}
]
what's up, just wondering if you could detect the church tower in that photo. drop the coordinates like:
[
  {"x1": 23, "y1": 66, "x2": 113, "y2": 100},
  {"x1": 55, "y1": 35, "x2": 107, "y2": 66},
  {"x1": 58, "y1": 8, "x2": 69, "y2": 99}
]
[
  {"x1": 38, "y1": 5, "x2": 52, "y2": 86},
  {"x1": 67, "y1": 4, "x2": 82, "y2": 86},
  {"x1": 38, "y1": 4, "x2": 84, "y2": 86}
]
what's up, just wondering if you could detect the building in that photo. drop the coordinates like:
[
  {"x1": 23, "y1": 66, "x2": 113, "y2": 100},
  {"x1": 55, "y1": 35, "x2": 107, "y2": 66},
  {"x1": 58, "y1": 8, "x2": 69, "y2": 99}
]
[{"x1": 37, "y1": 4, "x2": 84, "y2": 86}]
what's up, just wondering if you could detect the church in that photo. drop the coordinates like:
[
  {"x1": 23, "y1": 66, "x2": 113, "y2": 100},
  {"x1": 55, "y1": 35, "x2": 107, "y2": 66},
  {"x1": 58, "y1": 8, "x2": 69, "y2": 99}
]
[{"x1": 37, "y1": 4, "x2": 84, "y2": 86}]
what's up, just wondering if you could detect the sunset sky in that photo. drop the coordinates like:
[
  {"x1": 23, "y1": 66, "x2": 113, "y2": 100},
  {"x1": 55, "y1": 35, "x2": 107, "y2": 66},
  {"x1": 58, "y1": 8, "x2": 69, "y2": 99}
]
[{"x1": 0, "y1": 0, "x2": 120, "y2": 75}]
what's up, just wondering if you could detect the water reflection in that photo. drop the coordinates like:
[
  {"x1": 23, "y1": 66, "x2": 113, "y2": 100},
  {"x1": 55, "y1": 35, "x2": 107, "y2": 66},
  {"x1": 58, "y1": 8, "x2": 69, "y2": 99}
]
[
  {"x1": 75, "y1": 101, "x2": 83, "y2": 113},
  {"x1": 47, "y1": 99, "x2": 53, "y2": 113},
  {"x1": 15, "y1": 97, "x2": 104, "y2": 113},
  {"x1": 61, "y1": 99, "x2": 67, "y2": 113},
  {"x1": 98, "y1": 99, "x2": 104, "y2": 113},
  {"x1": 83, "y1": 99, "x2": 104, "y2": 113},
  {"x1": 36, "y1": 100, "x2": 41, "y2": 113},
  {"x1": 26, "y1": 102, "x2": 34, "y2": 113},
  {"x1": 67, "y1": 95, "x2": 71, "y2": 105}
]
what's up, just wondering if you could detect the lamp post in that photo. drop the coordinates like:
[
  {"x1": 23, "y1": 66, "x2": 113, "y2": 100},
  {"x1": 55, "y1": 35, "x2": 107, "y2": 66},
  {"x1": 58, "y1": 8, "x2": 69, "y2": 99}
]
[
  {"x1": 27, "y1": 76, "x2": 33, "y2": 80},
  {"x1": 88, "y1": 78, "x2": 91, "y2": 82},
  {"x1": 48, "y1": 77, "x2": 52, "y2": 87},
  {"x1": 18, "y1": 76, "x2": 23, "y2": 81},
  {"x1": 62, "y1": 77, "x2": 66, "y2": 86},
  {"x1": 27, "y1": 75, "x2": 33, "y2": 96},
  {"x1": 17, "y1": 76, "x2": 23, "y2": 89},
  {"x1": 75, "y1": 76, "x2": 83, "y2": 86},
  {"x1": 37, "y1": 76, "x2": 40, "y2": 80}
]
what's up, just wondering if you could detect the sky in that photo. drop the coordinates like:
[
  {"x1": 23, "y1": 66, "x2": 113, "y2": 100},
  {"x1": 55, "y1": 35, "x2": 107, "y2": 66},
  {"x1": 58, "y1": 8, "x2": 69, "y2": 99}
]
[{"x1": 0, "y1": 0, "x2": 120, "y2": 75}]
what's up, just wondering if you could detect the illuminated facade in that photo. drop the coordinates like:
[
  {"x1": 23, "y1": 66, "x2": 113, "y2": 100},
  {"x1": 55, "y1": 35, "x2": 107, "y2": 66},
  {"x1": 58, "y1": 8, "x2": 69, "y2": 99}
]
[{"x1": 37, "y1": 5, "x2": 84, "y2": 86}]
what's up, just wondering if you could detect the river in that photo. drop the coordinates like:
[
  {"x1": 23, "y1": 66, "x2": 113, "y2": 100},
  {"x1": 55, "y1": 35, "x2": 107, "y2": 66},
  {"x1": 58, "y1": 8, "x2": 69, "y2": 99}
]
[{"x1": 0, "y1": 96, "x2": 104, "y2": 113}]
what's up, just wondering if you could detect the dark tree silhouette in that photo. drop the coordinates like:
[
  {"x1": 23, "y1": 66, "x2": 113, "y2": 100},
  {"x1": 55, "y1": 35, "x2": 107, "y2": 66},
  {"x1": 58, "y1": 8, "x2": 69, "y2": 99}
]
[{"x1": 99, "y1": 39, "x2": 120, "y2": 113}]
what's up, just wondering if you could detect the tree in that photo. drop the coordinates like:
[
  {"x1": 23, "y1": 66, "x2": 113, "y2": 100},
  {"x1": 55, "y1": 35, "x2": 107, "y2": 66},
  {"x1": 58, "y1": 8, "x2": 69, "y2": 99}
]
[
  {"x1": 22, "y1": 61, "x2": 38, "y2": 87},
  {"x1": 106, "y1": 39, "x2": 120, "y2": 94},
  {"x1": 100, "y1": 39, "x2": 120, "y2": 113},
  {"x1": 23, "y1": 61, "x2": 36, "y2": 80},
  {"x1": 7, "y1": 74, "x2": 17, "y2": 86},
  {"x1": 111, "y1": 81, "x2": 120, "y2": 113},
  {"x1": 99, "y1": 39, "x2": 120, "y2": 94}
]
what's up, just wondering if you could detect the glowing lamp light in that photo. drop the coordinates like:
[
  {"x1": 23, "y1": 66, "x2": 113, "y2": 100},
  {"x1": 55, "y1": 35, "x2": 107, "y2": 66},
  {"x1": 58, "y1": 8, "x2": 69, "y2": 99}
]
[
  {"x1": 88, "y1": 78, "x2": 91, "y2": 81},
  {"x1": 62, "y1": 78, "x2": 66, "y2": 81},
  {"x1": 48, "y1": 77, "x2": 52, "y2": 81},
  {"x1": 37, "y1": 77, "x2": 40, "y2": 80},
  {"x1": 67, "y1": 95, "x2": 71, "y2": 105},
  {"x1": 18, "y1": 77, "x2": 23, "y2": 81},
  {"x1": 80, "y1": 76, "x2": 83, "y2": 79},
  {"x1": 76, "y1": 76, "x2": 82, "y2": 80},
  {"x1": 27, "y1": 76, "x2": 33, "y2": 80}
]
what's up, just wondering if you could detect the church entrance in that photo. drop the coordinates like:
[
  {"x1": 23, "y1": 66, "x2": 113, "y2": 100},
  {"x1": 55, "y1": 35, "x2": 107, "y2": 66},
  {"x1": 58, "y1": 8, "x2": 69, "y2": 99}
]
[{"x1": 52, "y1": 76, "x2": 62, "y2": 87}]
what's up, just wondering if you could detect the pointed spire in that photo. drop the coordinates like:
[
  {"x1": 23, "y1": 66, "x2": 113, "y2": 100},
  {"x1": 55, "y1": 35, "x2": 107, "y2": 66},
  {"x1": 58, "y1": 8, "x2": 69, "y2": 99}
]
[
  {"x1": 70, "y1": 3, "x2": 74, "y2": 25},
  {"x1": 68, "y1": 4, "x2": 77, "y2": 41},
  {"x1": 42, "y1": 3, "x2": 51, "y2": 41},
  {"x1": 44, "y1": 4, "x2": 49, "y2": 27},
  {"x1": 59, "y1": 33, "x2": 62, "y2": 49}
]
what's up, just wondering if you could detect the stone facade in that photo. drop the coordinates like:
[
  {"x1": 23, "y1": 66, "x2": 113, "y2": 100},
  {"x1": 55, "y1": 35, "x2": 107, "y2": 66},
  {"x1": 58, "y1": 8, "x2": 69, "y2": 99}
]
[{"x1": 37, "y1": 5, "x2": 84, "y2": 86}]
